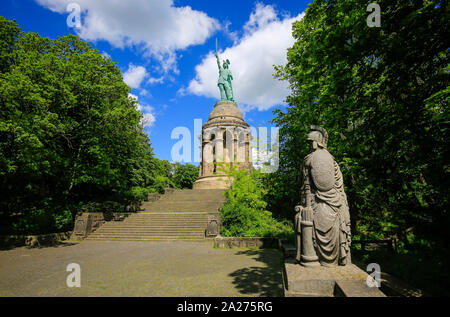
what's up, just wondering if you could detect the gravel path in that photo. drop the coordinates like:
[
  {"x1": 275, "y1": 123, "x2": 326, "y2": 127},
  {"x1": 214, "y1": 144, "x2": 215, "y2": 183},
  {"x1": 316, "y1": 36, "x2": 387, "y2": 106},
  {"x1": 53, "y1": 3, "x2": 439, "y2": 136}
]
[{"x1": 0, "y1": 240, "x2": 283, "y2": 297}]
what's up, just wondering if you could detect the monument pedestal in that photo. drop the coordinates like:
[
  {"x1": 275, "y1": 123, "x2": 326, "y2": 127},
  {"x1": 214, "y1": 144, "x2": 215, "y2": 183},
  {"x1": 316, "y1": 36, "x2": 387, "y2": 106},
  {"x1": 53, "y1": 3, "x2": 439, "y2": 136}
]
[
  {"x1": 194, "y1": 100, "x2": 252, "y2": 190},
  {"x1": 283, "y1": 258, "x2": 386, "y2": 297},
  {"x1": 193, "y1": 175, "x2": 231, "y2": 189}
]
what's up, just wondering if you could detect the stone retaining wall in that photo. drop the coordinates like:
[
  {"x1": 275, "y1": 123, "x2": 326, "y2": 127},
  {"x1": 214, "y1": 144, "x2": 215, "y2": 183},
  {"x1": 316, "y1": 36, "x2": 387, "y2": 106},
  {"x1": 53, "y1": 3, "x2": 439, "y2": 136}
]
[
  {"x1": 214, "y1": 236, "x2": 280, "y2": 249},
  {"x1": 0, "y1": 231, "x2": 72, "y2": 249},
  {"x1": 71, "y1": 212, "x2": 132, "y2": 240}
]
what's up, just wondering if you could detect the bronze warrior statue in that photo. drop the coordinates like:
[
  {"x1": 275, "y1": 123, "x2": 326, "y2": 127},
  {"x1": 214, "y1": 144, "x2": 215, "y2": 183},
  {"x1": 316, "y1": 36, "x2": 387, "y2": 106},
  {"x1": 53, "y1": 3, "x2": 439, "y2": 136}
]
[{"x1": 215, "y1": 38, "x2": 235, "y2": 103}]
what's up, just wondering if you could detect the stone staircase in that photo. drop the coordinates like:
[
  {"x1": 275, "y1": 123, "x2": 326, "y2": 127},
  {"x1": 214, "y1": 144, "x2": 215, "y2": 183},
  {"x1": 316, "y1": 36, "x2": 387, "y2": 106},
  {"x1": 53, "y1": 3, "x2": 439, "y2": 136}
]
[{"x1": 85, "y1": 189, "x2": 226, "y2": 242}]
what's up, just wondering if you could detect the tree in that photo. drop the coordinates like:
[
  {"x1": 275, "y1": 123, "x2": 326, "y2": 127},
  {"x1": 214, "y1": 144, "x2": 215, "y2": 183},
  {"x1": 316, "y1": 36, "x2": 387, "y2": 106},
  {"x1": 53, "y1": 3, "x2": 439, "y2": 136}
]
[
  {"x1": 0, "y1": 17, "x2": 155, "y2": 233},
  {"x1": 270, "y1": 0, "x2": 449, "y2": 294},
  {"x1": 173, "y1": 163, "x2": 199, "y2": 189},
  {"x1": 220, "y1": 169, "x2": 293, "y2": 238}
]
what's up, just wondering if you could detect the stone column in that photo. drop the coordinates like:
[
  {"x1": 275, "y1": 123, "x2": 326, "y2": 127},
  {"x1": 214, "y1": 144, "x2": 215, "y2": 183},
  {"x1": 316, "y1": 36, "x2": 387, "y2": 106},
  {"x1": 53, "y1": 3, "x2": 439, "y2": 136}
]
[
  {"x1": 199, "y1": 140, "x2": 203, "y2": 177},
  {"x1": 215, "y1": 129, "x2": 224, "y2": 164},
  {"x1": 224, "y1": 128, "x2": 234, "y2": 163},
  {"x1": 203, "y1": 141, "x2": 213, "y2": 176},
  {"x1": 233, "y1": 132, "x2": 238, "y2": 163},
  {"x1": 245, "y1": 132, "x2": 250, "y2": 163},
  {"x1": 236, "y1": 129, "x2": 246, "y2": 165}
]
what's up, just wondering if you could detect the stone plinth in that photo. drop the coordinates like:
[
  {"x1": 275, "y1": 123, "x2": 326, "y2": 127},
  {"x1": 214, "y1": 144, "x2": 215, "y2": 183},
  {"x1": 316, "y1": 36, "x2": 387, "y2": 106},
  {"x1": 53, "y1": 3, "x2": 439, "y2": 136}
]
[
  {"x1": 193, "y1": 175, "x2": 230, "y2": 189},
  {"x1": 283, "y1": 258, "x2": 386, "y2": 297}
]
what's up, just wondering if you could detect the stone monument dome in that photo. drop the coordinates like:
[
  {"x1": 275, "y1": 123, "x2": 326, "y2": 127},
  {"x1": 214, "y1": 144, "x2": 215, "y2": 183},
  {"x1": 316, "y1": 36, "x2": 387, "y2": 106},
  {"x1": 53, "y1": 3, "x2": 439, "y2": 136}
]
[
  {"x1": 208, "y1": 101, "x2": 245, "y2": 121},
  {"x1": 193, "y1": 101, "x2": 252, "y2": 189}
]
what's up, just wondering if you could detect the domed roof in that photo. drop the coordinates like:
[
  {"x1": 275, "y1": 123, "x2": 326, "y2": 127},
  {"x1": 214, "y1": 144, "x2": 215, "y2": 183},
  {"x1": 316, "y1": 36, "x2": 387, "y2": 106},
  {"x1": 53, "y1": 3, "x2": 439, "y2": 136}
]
[{"x1": 208, "y1": 101, "x2": 244, "y2": 121}]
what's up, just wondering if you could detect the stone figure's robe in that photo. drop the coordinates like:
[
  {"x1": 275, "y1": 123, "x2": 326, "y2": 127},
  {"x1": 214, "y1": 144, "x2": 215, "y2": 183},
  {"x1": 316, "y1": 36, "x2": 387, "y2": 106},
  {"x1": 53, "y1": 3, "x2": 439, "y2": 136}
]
[{"x1": 301, "y1": 149, "x2": 351, "y2": 266}]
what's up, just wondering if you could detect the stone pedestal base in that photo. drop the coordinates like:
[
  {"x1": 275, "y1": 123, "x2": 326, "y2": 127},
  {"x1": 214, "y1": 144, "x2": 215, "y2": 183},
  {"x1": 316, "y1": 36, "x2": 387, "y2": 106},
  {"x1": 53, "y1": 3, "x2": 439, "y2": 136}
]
[
  {"x1": 193, "y1": 175, "x2": 231, "y2": 189},
  {"x1": 283, "y1": 258, "x2": 385, "y2": 297}
]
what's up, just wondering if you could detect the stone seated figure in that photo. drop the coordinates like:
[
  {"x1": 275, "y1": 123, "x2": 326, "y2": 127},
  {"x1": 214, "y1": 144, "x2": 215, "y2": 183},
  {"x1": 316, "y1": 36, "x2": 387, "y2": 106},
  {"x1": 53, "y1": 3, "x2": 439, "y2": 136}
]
[{"x1": 295, "y1": 125, "x2": 352, "y2": 267}]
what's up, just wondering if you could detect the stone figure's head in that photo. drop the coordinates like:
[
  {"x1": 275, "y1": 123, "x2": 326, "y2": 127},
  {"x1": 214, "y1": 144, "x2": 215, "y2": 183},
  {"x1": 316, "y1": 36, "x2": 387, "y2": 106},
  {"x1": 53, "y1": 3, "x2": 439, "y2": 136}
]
[
  {"x1": 307, "y1": 125, "x2": 328, "y2": 150},
  {"x1": 223, "y1": 59, "x2": 230, "y2": 69}
]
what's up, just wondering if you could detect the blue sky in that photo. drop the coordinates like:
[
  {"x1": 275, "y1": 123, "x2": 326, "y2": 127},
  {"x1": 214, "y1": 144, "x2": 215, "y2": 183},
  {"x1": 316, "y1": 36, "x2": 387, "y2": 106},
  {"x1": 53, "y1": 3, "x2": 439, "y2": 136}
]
[{"x1": 1, "y1": 0, "x2": 310, "y2": 163}]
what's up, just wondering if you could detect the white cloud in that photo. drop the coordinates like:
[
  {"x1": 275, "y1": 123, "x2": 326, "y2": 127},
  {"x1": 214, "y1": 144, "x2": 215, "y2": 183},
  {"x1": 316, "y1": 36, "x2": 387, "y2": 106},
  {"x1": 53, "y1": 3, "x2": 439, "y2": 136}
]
[
  {"x1": 123, "y1": 64, "x2": 148, "y2": 89},
  {"x1": 128, "y1": 93, "x2": 155, "y2": 129},
  {"x1": 36, "y1": 0, "x2": 219, "y2": 73},
  {"x1": 101, "y1": 51, "x2": 111, "y2": 59},
  {"x1": 128, "y1": 93, "x2": 138, "y2": 102},
  {"x1": 140, "y1": 89, "x2": 151, "y2": 97},
  {"x1": 148, "y1": 76, "x2": 164, "y2": 85},
  {"x1": 141, "y1": 112, "x2": 156, "y2": 129},
  {"x1": 187, "y1": 3, "x2": 304, "y2": 112}
]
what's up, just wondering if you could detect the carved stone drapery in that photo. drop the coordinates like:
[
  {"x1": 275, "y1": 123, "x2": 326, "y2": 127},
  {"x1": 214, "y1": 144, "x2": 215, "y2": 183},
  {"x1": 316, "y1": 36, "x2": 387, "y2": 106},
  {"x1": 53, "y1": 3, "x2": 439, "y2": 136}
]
[{"x1": 295, "y1": 126, "x2": 352, "y2": 267}]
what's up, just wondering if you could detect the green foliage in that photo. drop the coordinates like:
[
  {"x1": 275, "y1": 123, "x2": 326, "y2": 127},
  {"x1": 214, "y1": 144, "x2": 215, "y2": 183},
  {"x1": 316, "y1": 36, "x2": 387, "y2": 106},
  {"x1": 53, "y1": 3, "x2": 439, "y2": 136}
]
[
  {"x1": 172, "y1": 162, "x2": 199, "y2": 189},
  {"x1": 127, "y1": 186, "x2": 150, "y2": 202},
  {"x1": 220, "y1": 169, "x2": 294, "y2": 239},
  {"x1": 270, "y1": 0, "x2": 449, "y2": 245},
  {"x1": 0, "y1": 18, "x2": 159, "y2": 234},
  {"x1": 147, "y1": 160, "x2": 199, "y2": 193},
  {"x1": 269, "y1": 0, "x2": 449, "y2": 294}
]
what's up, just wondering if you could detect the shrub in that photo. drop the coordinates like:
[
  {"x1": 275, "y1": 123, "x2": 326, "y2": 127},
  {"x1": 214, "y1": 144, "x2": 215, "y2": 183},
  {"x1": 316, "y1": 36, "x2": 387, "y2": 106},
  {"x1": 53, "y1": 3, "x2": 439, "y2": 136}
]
[{"x1": 220, "y1": 169, "x2": 294, "y2": 239}]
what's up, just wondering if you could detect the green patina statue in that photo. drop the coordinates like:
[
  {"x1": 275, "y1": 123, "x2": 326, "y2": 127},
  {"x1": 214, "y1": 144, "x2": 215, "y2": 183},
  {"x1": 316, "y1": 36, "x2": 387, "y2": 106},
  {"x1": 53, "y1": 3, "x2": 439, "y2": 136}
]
[{"x1": 215, "y1": 38, "x2": 235, "y2": 103}]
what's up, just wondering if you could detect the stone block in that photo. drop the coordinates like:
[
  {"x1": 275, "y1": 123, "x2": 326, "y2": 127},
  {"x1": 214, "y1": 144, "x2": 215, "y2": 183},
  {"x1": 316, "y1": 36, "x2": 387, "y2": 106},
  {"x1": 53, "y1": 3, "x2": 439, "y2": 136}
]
[
  {"x1": 205, "y1": 213, "x2": 220, "y2": 237},
  {"x1": 147, "y1": 193, "x2": 161, "y2": 202},
  {"x1": 72, "y1": 212, "x2": 105, "y2": 239},
  {"x1": 214, "y1": 237, "x2": 279, "y2": 249},
  {"x1": 283, "y1": 258, "x2": 385, "y2": 297}
]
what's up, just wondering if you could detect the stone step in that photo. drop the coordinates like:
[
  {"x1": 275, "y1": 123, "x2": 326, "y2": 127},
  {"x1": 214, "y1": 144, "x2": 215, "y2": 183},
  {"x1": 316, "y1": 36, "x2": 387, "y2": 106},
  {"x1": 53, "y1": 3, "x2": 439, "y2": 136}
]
[
  {"x1": 159, "y1": 196, "x2": 222, "y2": 200},
  {"x1": 130, "y1": 211, "x2": 208, "y2": 215},
  {"x1": 141, "y1": 201, "x2": 223, "y2": 207},
  {"x1": 85, "y1": 237, "x2": 209, "y2": 242},
  {"x1": 157, "y1": 191, "x2": 225, "y2": 201},
  {"x1": 123, "y1": 217, "x2": 207, "y2": 220},
  {"x1": 114, "y1": 225, "x2": 206, "y2": 228},
  {"x1": 141, "y1": 207, "x2": 220, "y2": 212},
  {"x1": 89, "y1": 232, "x2": 204, "y2": 237},
  {"x1": 123, "y1": 215, "x2": 207, "y2": 218},
  {"x1": 84, "y1": 189, "x2": 225, "y2": 242},
  {"x1": 96, "y1": 225, "x2": 206, "y2": 232},
  {"x1": 121, "y1": 219, "x2": 207, "y2": 223},
  {"x1": 123, "y1": 216, "x2": 207, "y2": 219},
  {"x1": 126, "y1": 216, "x2": 208, "y2": 219},
  {"x1": 135, "y1": 212, "x2": 209, "y2": 214},
  {"x1": 87, "y1": 235, "x2": 205, "y2": 240},
  {"x1": 126, "y1": 218, "x2": 207, "y2": 221},
  {"x1": 141, "y1": 202, "x2": 222, "y2": 207},
  {"x1": 121, "y1": 225, "x2": 206, "y2": 227},
  {"x1": 127, "y1": 218, "x2": 207, "y2": 221},
  {"x1": 129, "y1": 214, "x2": 208, "y2": 217},
  {"x1": 94, "y1": 228, "x2": 205, "y2": 233},
  {"x1": 157, "y1": 197, "x2": 225, "y2": 202},
  {"x1": 164, "y1": 189, "x2": 225, "y2": 194},
  {"x1": 101, "y1": 221, "x2": 207, "y2": 225},
  {"x1": 124, "y1": 213, "x2": 208, "y2": 216},
  {"x1": 95, "y1": 226, "x2": 205, "y2": 230}
]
